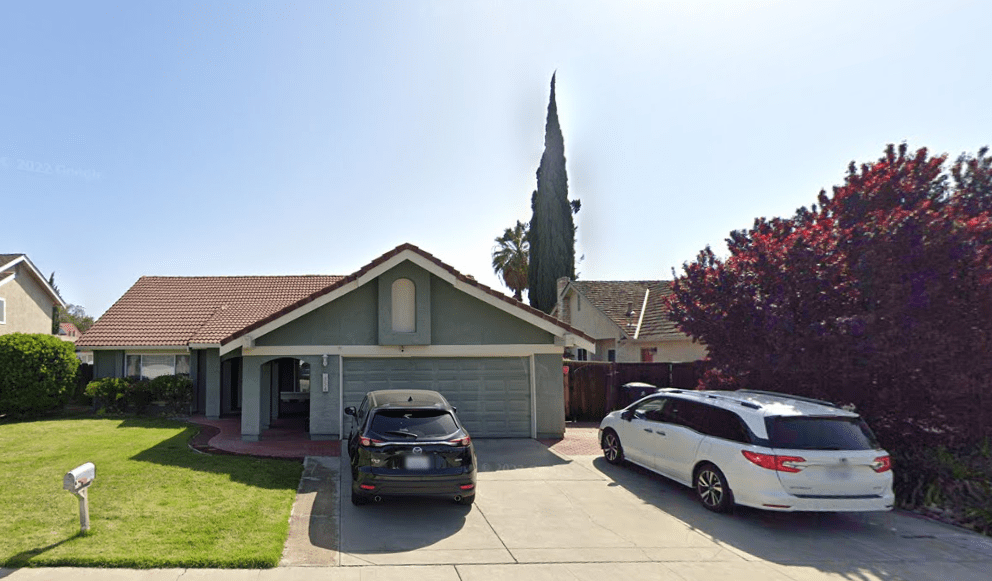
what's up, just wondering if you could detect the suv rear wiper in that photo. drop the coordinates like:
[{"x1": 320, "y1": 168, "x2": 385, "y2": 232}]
[{"x1": 382, "y1": 430, "x2": 418, "y2": 438}]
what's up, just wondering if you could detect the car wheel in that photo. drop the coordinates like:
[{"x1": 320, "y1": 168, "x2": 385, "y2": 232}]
[
  {"x1": 695, "y1": 463, "x2": 733, "y2": 513},
  {"x1": 351, "y1": 488, "x2": 369, "y2": 506},
  {"x1": 602, "y1": 429, "x2": 624, "y2": 464}
]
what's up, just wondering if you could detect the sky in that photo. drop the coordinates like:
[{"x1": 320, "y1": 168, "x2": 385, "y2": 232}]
[{"x1": 2, "y1": 0, "x2": 990, "y2": 318}]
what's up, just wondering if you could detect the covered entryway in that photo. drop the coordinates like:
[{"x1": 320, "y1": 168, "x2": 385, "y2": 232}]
[{"x1": 342, "y1": 357, "x2": 532, "y2": 437}]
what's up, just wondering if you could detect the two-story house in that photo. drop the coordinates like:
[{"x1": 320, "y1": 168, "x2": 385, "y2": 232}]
[{"x1": 0, "y1": 254, "x2": 66, "y2": 336}]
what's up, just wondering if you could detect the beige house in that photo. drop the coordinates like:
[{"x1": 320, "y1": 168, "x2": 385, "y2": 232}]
[
  {"x1": 555, "y1": 278, "x2": 707, "y2": 363},
  {"x1": 0, "y1": 254, "x2": 66, "y2": 336}
]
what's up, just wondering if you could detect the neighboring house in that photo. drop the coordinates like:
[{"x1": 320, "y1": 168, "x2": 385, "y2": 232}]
[
  {"x1": 0, "y1": 253, "x2": 66, "y2": 336},
  {"x1": 59, "y1": 322, "x2": 94, "y2": 364},
  {"x1": 554, "y1": 278, "x2": 706, "y2": 363},
  {"x1": 78, "y1": 244, "x2": 594, "y2": 441}
]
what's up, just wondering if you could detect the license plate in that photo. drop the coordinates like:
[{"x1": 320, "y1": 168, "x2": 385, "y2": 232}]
[
  {"x1": 826, "y1": 465, "x2": 852, "y2": 480},
  {"x1": 404, "y1": 455, "x2": 431, "y2": 470}
]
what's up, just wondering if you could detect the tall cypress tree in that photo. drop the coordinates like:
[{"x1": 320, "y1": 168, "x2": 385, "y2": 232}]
[{"x1": 528, "y1": 72, "x2": 576, "y2": 313}]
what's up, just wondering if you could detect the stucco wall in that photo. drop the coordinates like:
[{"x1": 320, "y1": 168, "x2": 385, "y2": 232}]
[
  {"x1": 534, "y1": 353, "x2": 566, "y2": 438},
  {"x1": 257, "y1": 282, "x2": 378, "y2": 347},
  {"x1": 563, "y1": 290, "x2": 622, "y2": 341},
  {"x1": 430, "y1": 275, "x2": 554, "y2": 345},
  {"x1": 617, "y1": 339, "x2": 707, "y2": 363},
  {"x1": 0, "y1": 263, "x2": 56, "y2": 335}
]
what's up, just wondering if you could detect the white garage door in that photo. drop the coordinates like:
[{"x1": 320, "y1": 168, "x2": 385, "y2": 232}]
[{"x1": 342, "y1": 358, "x2": 531, "y2": 437}]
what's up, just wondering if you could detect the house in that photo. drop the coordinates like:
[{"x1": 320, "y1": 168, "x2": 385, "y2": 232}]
[
  {"x1": 0, "y1": 253, "x2": 66, "y2": 336},
  {"x1": 58, "y1": 322, "x2": 94, "y2": 364},
  {"x1": 554, "y1": 278, "x2": 706, "y2": 363},
  {"x1": 77, "y1": 244, "x2": 594, "y2": 441}
]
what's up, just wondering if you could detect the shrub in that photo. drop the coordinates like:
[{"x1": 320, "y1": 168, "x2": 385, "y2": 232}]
[
  {"x1": 127, "y1": 378, "x2": 155, "y2": 414},
  {"x1": 148, "y1": 375, "x2": 193, "y2": 415},
  {"x1": 0, "y1": 333, "x2": 79, "y2": 417},
  {"x1": 84, "y1": 377, "x2": 131, "y2": 414}
]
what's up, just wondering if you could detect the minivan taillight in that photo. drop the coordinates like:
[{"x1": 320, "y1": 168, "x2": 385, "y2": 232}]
[
  {"x1": 742, "y1": 450, "x2": 806, "y2": 473},
  {"x1": 871, "y1": 455, "x2": 891, "y2": 473}
]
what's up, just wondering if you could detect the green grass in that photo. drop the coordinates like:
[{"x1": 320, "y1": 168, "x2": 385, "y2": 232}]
[{"x1": 0, "y1": 417, "x2": 303, "y2": 568}]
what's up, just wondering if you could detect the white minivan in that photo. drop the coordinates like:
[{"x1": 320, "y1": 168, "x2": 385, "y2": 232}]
[{"x1": 599, "y1": 389, "x2": 894, "y2": 513}]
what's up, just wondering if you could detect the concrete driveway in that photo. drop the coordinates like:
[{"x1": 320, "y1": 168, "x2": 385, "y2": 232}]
[{"x1": 278, "y1": 438, "x2": 992, "y2": 581}]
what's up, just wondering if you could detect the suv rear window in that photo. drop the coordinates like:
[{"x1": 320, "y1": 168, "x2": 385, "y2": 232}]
[
  {"x1": 370, "y1": 409, "x2": 459, "y2": 440},
  {"x1": 765, "y1": 416, "x2": 879, "y2": 451}
]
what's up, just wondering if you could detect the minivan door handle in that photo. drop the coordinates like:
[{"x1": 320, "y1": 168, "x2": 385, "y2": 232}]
[
  {"x1": 655, "y1": 430, "x2": 666, "y2": 436},
  {"x1": 643, "y1": 428, "x2": 653, "y2": 433}
]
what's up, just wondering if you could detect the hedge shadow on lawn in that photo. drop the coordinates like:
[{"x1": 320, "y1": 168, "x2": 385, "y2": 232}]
[{"x1": 126, "y1": 423, "x2": 303, "y2": 491}]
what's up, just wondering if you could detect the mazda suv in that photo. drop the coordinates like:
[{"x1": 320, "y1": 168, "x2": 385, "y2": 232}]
[{"x1": 346, "y1": 389, "x2": 477, "y2": 506}]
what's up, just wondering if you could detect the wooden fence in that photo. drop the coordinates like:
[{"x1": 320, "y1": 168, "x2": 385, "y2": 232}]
[{"x1": 563, "y1": 361, "x2": 701, "y2": 422}]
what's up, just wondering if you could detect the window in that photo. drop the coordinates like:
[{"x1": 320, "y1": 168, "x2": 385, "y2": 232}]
[
  {"x1": 391, "y1": 278, "x2": 416, "y2": 333},
  {"x1": 125, "y1": 354, "x2": 191, "y2": 379},
  {"x1": 576, "y1": 348, "x2": 588, "y2": 361},
  {"x1": 607, "y1": 349, "x2": 616, "y2": 362},
  {"x1": 631, "y1": 397, "x2": 668, "y2": 422},
  {"x1": 0, "y1": 297, "x2": 5, "y2": 324}
]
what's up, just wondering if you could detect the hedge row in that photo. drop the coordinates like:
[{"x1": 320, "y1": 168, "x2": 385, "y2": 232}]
[{"x1": 85, "y1": 375, "x2": 193, "y2": 415}]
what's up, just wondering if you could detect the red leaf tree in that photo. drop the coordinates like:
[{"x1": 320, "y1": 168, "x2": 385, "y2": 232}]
[{"x1": 667, "y1": 144, "x2": 992, "y2": 445}]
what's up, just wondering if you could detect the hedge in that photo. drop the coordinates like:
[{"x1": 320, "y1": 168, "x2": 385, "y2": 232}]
[{"x1": 0, "y1": 333, "x2": 79, "y2": 417}]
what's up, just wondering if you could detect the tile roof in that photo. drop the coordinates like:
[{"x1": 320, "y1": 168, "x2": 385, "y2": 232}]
[
  {"x1": 0, "y1": 253, "x2": 25, "y2": 268},
  {"x1": 78, "y1": 243, "x2": 594, "y2": 349},
  {"x1": 77, "y1": 275, "x2": 343, "y2": 347},
  {"x1": 567, "y1": 280, "x2": 684, "y2": 340}
]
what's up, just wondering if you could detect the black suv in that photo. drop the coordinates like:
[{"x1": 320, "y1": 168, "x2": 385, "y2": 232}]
[{"x1": 345, "y1": 389, "x2": 477, "y2": 506}]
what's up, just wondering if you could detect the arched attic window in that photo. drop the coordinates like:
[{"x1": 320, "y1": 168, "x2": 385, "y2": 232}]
[{"x1": 391, "y1": 278, "x2": 416, "y2": 333}]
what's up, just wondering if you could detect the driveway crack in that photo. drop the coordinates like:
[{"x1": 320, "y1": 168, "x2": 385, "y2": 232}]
[{"x1": 476, "y1": 499, "x2": 518, "y2": 563}]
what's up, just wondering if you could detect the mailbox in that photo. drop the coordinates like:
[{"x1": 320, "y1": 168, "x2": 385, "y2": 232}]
[
  {"x1": 63, "y1": 462, "x2": 95, "y2": 533},
  {"x1": 63, "y1": 462, "x2": 96, "y2": 492}
]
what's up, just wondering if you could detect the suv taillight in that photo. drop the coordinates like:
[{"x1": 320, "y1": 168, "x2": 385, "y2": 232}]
[
  {"x1": 742, "y1": 450, "x2": 806, "y2": 473},
  {"x1": 449, "y1": 436, "x2": 471, "y2": 446},
  {"x1": 359, "y1": 437, "x2": 384, "y2": 447},
  {"x1": 871, "y1": 455, "x2": 891, "y2": 473}
]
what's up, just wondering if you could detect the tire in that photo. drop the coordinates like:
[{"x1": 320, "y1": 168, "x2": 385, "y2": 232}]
[
  {"x1": 695, "y1": 463, "x2": 733, "y2": 513},
  {"x1": 602, "y1": 429, "x2": 625, "y2": 465},
  {"x1": 351, "y1": 488, "x2": 369, "y2": 506}
]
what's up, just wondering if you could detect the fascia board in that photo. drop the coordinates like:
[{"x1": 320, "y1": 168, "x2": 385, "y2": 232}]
[
  {"x1": 15, "y1": 255, "x2": 67, "y2": 308},
  {"x1": 0, "y1": 272, "x2": 15, "y2": 288}
]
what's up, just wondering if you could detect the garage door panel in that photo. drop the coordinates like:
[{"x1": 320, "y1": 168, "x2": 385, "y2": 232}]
[{"x1": 343, "y1": 357, "x2": 531, "y2": 437}]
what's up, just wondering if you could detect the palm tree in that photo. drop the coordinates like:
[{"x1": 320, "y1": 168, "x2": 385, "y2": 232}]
[{"x1": 492, "y1": 220, "x2": 530, "y2": 301}]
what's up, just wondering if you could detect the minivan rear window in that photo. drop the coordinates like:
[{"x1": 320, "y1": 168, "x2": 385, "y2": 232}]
[
  {"x1": 766, "y1": 416, "x2": 879, "y2": 451},
  {"x1": 370, "y1": 409, "x2": 459, "y2": 439}
]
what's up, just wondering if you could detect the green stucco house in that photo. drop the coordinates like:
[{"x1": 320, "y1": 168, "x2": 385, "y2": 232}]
[{"x1": 77, "y1": 244, "x2": 594, "y2": 441}]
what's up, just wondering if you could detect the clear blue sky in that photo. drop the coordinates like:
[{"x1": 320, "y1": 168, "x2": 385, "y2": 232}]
[{"x1": 2, "y1": 1, "x2": 989, "y2": 318}]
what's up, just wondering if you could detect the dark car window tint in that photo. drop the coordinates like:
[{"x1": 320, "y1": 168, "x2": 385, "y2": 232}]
[
  {"x1": 697, "y1": 405, "x2": 750, "y2": 443},
  {"x1": 667, "y1": 399, "x2": 708, "y2": 431},
  {"x1": 370, "y1": 409, "x2": 459, "y2": 439},
  {"x1": 766, "y1": 416, "x2": 879, "y2": 450}
]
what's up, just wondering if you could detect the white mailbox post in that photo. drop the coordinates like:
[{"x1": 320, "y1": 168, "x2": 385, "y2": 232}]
[{"x1": 63, "y1": 462, "x2": 95, "y2": 534}]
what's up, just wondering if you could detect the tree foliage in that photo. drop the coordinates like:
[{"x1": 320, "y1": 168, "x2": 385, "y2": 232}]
[
  {"x1": 57, "y1": 304, "x2": 95, "y2": 333},
  {"x1": 492, "y1": 220, "x2": 530, "y2": 301},
  {"x1": 528, "y1": 73, "x2": 578, "y2": 313},
  {"x1": 667, "y1": 144, "x2": 992, "y2": 446}
]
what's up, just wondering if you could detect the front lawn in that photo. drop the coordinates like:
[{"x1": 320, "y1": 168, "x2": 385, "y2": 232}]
[{"x1": 0, "y1": 417, "x2": 303, "y2": 568}]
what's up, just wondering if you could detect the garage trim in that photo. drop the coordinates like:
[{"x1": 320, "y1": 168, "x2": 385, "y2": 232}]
[{"x1": 243, "y1": 344, "x2": 564, "y2": 357}]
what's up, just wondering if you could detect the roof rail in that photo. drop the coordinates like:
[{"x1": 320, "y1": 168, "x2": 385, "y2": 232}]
[{"x1": 735, "y1": 389, "x2": 839, "y2": 409}]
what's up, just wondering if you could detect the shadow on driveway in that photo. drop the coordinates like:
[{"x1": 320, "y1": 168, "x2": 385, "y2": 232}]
[{"x1": 587, "y1": 455, "x2": 992, "y2": 580}]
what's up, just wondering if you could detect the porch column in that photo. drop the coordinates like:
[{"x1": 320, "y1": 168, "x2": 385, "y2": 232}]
[
  {"x1": 204, "y1": 349, "x2": 221, "y2": 419},
  {"x1": 310, "y1": 354, "x2": 340, "y2": 440},
  {"x1": 241, "y1": 356, "x2": 262, "y2": 441},
  {"x1": 260, "y1": 361, "x2": 272, "y2": 430}
]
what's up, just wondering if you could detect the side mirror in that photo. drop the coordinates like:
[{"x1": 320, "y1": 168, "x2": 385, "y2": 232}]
[
  {"x1": 621, "y1": 409, "x2": 634, "y2": 421},
  {"x1": 344, "y1": 406, "x2": 357, "y2": 417}
]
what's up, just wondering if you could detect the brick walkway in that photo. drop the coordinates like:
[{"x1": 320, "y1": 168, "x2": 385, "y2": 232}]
[
  {"x1": 539, "y1": 421, "x2": 603, "y2": 456},
  {"x1": 185, "y1": 417, "x2": 602, "y2": 461}
]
